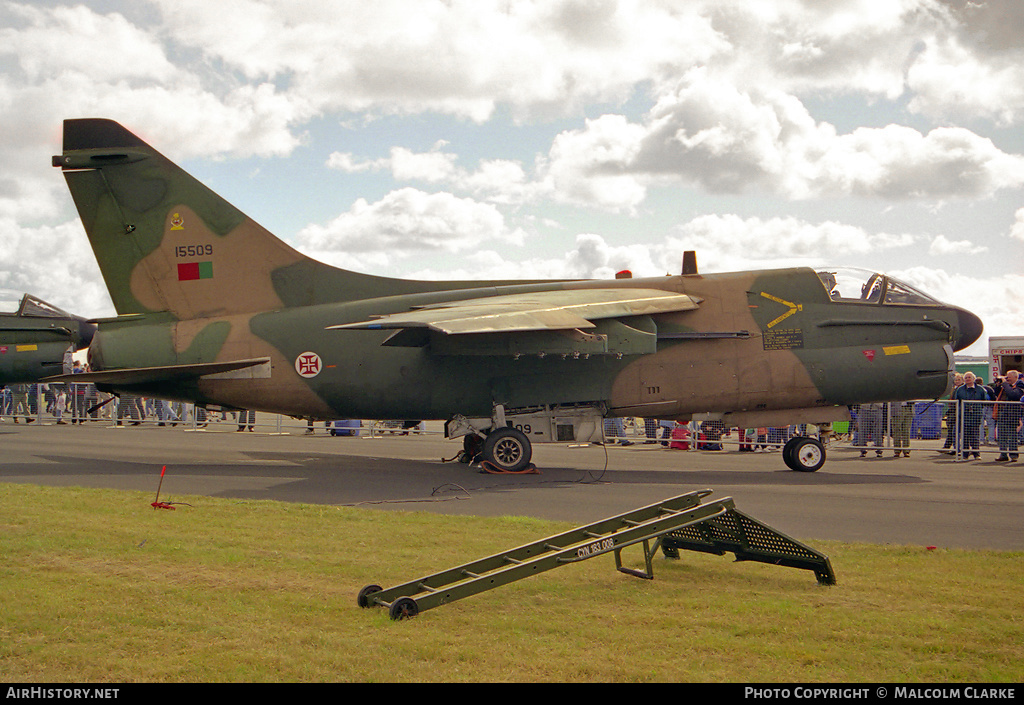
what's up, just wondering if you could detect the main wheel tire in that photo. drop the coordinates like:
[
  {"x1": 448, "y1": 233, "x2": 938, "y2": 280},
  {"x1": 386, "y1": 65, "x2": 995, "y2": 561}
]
[
  {"x1": 785, "y1": 437, "x2": 826, "y2": 472},
  {"x1": 482, "y1": 427, "x2": 532, "y2": 473}
]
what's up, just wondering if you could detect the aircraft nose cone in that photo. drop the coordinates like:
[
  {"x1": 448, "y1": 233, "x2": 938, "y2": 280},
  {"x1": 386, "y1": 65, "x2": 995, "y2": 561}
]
[
  {"x1": 76, "y1": 318, "x2": 97, "y2": 350},
  {"x1": 954, "y1": 307, "x2": 983, "y2": 351}
]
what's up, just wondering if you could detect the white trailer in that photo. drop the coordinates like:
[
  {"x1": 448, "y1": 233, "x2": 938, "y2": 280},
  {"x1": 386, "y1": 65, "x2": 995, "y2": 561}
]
[{"x1": 990, "y1": 336, "x2": 1024, "y2": 381}]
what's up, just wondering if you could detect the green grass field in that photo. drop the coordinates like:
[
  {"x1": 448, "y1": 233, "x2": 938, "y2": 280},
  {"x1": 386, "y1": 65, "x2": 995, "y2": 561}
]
[{"x1": 1, "y1": 482, "x2": 1021, "y2": 682}]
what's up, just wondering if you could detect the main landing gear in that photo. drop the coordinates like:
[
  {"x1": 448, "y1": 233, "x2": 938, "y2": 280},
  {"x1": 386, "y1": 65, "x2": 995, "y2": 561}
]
[
  {"x1": 457, "y1": 426, "x2": 534, "y2": 473},
  {"x1": 448, "y1": 403, "x2": 607, "y2": 473},
  {"x1": 481, "y1": 426, "x2": 533, "y2": 473}
]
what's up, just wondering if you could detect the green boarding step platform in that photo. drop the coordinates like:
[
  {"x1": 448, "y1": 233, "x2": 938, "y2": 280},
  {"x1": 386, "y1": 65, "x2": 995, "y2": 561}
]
[{"x1": 358, "y1": 489, "x2": 836, "y2": 619}]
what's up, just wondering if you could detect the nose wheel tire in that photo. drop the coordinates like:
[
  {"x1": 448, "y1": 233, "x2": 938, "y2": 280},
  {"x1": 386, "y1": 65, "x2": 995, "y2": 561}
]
[
  {"x1": 482, "y1": 427, "x2": 533, "y2": 473},
  {"x1": 783, "y1": 437, "x2": 825, "y2": 472}
]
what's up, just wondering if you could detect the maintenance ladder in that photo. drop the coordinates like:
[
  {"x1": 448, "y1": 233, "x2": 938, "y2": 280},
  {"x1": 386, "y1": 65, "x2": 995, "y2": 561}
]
[{"x1": 358, "y1": 490, "x2": 836, "y2": 619}]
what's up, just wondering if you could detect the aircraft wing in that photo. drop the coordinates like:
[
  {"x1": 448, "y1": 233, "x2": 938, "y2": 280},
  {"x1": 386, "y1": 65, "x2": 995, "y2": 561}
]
[
  {"x1": 43, "y1": 358, "x2": 271, "y2": 386},
  {"x1": 331, "y1": 288, "x2": 700, "y2": 335}
]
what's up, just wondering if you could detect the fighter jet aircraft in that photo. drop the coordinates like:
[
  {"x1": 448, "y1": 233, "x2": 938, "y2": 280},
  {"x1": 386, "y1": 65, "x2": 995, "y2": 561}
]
[
  {"x1": 49, "y1": 118, "x2": 982, "y2": 471},
  {"x1": 0, "y1": 293, "x2": 95, "y2": 385}
]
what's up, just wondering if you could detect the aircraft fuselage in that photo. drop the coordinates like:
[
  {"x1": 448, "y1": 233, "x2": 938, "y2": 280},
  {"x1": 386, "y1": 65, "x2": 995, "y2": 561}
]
[{"x1": 86, "y1": 266, "x2": 971, "y2": 426}]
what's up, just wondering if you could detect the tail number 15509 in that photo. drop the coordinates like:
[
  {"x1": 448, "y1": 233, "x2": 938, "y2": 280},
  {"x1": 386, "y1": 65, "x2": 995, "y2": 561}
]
[{"x1": 175, "y1": 244, "x2": 213, "y2": 258}]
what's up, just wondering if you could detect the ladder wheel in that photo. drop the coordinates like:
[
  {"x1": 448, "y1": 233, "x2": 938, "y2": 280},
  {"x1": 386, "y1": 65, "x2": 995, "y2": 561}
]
[
  {"x1": 482, "y1": 427, "x2": 532, "y2": 473},
  {"x1": 357, "y1": 584, "x2": 382, "y2": 608},
  {"x1": 389, "y1": 596, "x2": 420, "y2": 620}
]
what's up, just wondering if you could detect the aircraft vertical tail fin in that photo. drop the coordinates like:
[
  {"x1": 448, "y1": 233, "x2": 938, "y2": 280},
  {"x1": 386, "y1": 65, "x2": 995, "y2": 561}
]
[{"x1": 53, "y1": 118, "x2": 435, "y2": 319}]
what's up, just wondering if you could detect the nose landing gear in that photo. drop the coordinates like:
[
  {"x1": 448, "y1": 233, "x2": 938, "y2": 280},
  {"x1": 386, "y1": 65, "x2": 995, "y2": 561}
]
[{"x1": 782, "y1": 436, "x2": 826, "y2": 472}]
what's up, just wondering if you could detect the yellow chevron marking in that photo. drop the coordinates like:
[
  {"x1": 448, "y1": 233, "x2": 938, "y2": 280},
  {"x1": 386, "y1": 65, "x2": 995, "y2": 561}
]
[{"x1": 760, "y1": 292, "x2": 803, "y2": 329}]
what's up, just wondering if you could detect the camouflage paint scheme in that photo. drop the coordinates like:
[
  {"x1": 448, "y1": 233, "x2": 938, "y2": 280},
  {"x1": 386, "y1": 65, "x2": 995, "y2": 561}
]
[
  {"x1": 51, "y1": 119, "x2": 982, "y2": 463},
  {"x1": 0, "y1": 294, "x2": 95, "y2": 385}
]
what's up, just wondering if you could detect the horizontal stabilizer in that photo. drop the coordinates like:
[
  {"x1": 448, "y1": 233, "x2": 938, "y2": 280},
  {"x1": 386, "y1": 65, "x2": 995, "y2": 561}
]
[
  {"x1": 43, "y1": 358, "x2": 270, "y2": 386},
  {"x1": 331, "y1": 288, "x2": 700, "y2": 336}
]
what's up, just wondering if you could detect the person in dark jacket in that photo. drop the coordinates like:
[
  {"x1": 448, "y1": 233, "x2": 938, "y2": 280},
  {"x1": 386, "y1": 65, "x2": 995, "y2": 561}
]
[
  {"x1": 953, "y1": 373, "x2": 988, "y2": 459},
  {"x1": 994, "y1": 370, "x2": 1023, "y2": 462}
]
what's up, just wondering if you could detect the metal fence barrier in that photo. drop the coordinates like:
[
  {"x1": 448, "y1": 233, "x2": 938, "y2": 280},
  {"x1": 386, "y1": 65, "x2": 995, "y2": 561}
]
[
  {"x1": 2, "y1": 386, "x2": 1021, "y2": 462},
  {"x1": 0, "y1": 385, "x2": 437, "y2": 437},
  {"x1": 602, "y1": 400, "x2": 1022, "y2": 462}
]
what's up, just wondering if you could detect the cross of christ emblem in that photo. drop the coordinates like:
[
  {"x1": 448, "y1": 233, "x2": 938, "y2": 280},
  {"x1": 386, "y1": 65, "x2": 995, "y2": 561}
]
[{"x1": 295, "y1": 352, "x2": 322, "y2": 378}]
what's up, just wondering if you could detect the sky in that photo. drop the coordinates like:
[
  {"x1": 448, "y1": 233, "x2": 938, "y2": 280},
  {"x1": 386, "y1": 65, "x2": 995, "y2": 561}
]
[{"x1": 1, "y1": 0, "x2": 1021, "y2": 357}]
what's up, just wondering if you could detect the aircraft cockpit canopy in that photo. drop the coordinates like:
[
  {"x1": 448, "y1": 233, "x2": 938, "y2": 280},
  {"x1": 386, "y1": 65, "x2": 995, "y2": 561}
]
[
  {"x1": 0, "y1": 292, "x2": 75, "y2": 319},
  {"x1": 815, "y1": 269, "x2": 943, "y2": 306}
]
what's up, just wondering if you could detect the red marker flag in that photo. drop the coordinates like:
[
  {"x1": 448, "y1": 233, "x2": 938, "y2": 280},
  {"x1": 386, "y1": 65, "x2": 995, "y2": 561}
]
[{"x1": 152, "y1": 465, "x2": 169, "y2": 509}]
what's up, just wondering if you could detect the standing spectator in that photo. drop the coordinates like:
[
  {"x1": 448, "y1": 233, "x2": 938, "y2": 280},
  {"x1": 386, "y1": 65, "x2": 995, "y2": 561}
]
[
  {"x1": 70, "y1": 361, "x2": 87, "y2": 423},
  {"x1": 754, "y1": 427, "x2": 768, "y2": 452},
  {"x1": 155, "y1": 398, "x2": 179, "y2": 426},
  {"x1": 53, "y1": 386, "x2": 67, "y2": 424},
  {"x1": 603, "y1": 417, "x2": 633, "y2": 446},
  {"x1": 891, "y1": 401, "x2": 914, "y2": 457},
  {"x1": 117, "y1": 392, "x2": 141, "y2": 425},
  {"x1": 942, "y1": 373, "x2": 964, "y2": 454},
  {"x1": 994, "y1": 370, "x2": 1023, "y2": 462},
  {"x1": 980, "y1": 377, "x2": 997, "y2": 446},
  {"x1": 857, "y1": 403, "x2": 884, "y2": 457},
  {"x1": 699, "y1": 419, "x2": 725, "y2": 451},
  {"x1": 953, "y1": 373, "x2": 987, "y2": 460},
  {"x1": 26, "y1": 384, "x2": 39, "y2": 422},
  {"x1": 11, "y1": 384, "x2": 32, "y2": 422},
  {"x1": 237, "y1": 409, "x2": 255, "y2": 432},
  {"x1": 643, "y1": 418, "x2": 659, "y2": 444}
]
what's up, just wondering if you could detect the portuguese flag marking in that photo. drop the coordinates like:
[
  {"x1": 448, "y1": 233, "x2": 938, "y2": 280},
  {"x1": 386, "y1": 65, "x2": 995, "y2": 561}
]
[{"x1": 177, "y1": 261, "x2": 214, "y2": 281}]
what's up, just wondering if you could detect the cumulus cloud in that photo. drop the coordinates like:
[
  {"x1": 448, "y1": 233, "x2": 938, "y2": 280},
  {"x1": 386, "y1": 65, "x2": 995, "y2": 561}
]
[
  {"x1": 0, "y1": 3, "x2": 305, "y2": 160},
  {"x1": 661, "y1": 214, "x2": 917, "y2": 272},
  {"x1": 4, "y1": 1, "x2": 1023, "y2": 163},
  {"x1": 560, "y1": 233, "x2": 662, "y2": 279},
  {"x1": 542, "y1": 114, "x2": 649, "y2": 211},
  {"x1": 928, "y1": 234, "x2": 988, "y2": 256},
  {"x1": 906, "y1": 36, "x2": 1024, "y2": 125},
  {"x1": 904, "y1": 1, "x2": 1024, "y2": 125},
  {"x1": 327, "y1": 72, "x2": 1024, "y2": 215},
  {"x1": 1010, "y1": 207, "x2": 1024, "y2": 241},
  {"x1": 0, "y1": 218, "x2": 113, "y2": 317},
  {"x1": 148, "y1": 0, "x2": 728, "y2": 122},
  {"x1": 541, "y1": 71, "x2": 1024, "y2": 205},
  {"x1": 328, "y1": 145, "x2": 540, "y2": 204},
  {"x1": 139, "y1": 0, "x2": 1024, "y2": 128},
  {"x1": 0, "y1": 4, "x2": 176, "y2": 85},
  {"x1": 293, "y1": 188, "x2": 526, "y2": 262},
  {"x1": 820, "y1": 125, "x2": 1024, "y2": 198},
  {"x1": 363, "y1": 213, "x2": 924, "y2": 284}
]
